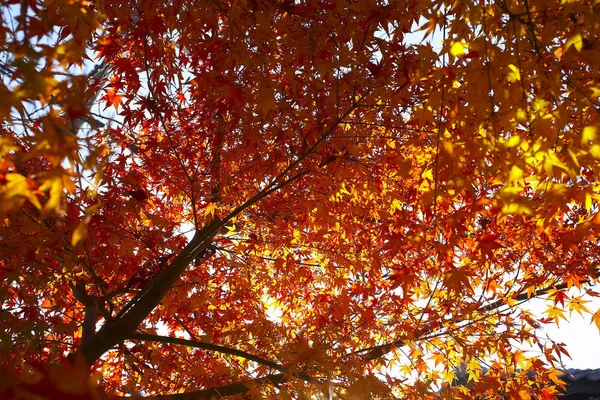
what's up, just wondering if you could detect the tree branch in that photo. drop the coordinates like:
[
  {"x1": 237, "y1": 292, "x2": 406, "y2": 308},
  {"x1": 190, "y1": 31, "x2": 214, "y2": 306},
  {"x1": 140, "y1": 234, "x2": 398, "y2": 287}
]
[
  {"x1": 127, "y1": 333, "x2": 326, "y2": 389},
  {"x1": 74, "y1": 218, "x2": 223, "y2": 365},
  {"x1": 130, "y1": 333, "x2": 287, "y2": 377},
  {"x1": 73, "y1": 167, "x2": 315, "y2": 366},
  {"x1": 138, "y1": 373, "x2": 287, "y2": 400},
  {"x1": 357, "y1": 276, "x2": 598, "y2": 361},
  {"x1": 71, "y1": 100, "x2": 361, "y2": 367},
  {"x1": 73, "y1": 61, "x2": 112, "y2": 135}
]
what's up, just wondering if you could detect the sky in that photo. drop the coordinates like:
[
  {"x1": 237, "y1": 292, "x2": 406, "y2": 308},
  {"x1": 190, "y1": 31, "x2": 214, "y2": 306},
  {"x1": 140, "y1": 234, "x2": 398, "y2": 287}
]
[{"x1": 530, "y1": 298, "x2": 600, "y2": 370}]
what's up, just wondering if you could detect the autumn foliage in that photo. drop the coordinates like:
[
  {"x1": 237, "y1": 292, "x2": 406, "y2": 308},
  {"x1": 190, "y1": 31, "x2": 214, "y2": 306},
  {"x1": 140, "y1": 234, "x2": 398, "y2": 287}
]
[{"x1": 1, "y1": 0, "x2": 600, "y2": 398}]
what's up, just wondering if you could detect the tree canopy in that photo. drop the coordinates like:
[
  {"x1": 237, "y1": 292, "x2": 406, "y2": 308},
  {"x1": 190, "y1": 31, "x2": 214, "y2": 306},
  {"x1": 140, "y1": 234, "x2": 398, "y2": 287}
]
[{"x1": 1, "y1": 0, "x2": 600, "y2": 398}]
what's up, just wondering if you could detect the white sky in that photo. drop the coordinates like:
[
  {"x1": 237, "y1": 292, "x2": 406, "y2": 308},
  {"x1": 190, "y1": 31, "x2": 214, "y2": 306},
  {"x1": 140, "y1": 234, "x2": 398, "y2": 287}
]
[{"x1": 531, "y1": 299, "x2": 600, "y2": 369}]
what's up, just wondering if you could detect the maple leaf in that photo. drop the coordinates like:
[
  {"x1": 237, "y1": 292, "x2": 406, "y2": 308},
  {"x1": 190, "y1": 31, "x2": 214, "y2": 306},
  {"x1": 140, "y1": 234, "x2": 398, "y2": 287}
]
[
  {"x1": 99, "y1": 89, "x2": 122, "y2": 111},
  {"x1": 591, "y1": 308, "x2": 600, "y2": 332},
  {"x1": 544, "y1": 306, "x2": 568, "y2": 326},
  {"x1": 127, "y1": 189, "x2": 149, "y2": 201},
  {"x1": 443, "y1": 267, "x2": 475, "y2": 295},
  {"x1": 478, "y1": 232, "x2": 504, "y2": 259}
]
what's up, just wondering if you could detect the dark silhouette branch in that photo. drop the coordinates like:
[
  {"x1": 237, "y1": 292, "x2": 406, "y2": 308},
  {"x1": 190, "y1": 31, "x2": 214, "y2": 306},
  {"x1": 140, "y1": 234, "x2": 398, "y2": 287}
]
[
  {"x1": 166, "y1": 276, "x2": 600, "y2": 399},
  {"x1": 137, "y1": 373, "x2": 287, "y2": 399},
  {"x1": 69, "y1": 99, "x2": 363, "y2": 370},
  {"x1": 73, "y1": 167, "x2": 313, "y2": 366},
  {"x1": 73, "y1": 219, "x2": 223, "y2": 365},
  {"x1": 70, "y1": 281, "x2": 110, "y2": 344},
  {"x1": 126, "y1": 333, "x2": 333, "y2": 398},
  {"x1": 127, "y1": 333, "x2": 320, "y2": 384},
  {"x1": 357, "y1": 276, "x2": 598, "y2": 361}
]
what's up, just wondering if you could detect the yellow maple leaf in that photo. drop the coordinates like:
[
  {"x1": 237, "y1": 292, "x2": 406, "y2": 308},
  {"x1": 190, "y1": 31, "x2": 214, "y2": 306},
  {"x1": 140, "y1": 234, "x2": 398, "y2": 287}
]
[
  {"x1": 507, "y1": 64, "x2": 521, "y2": 82},
  {"x1": 450, "y1": 41, "x2": 466, "y2": 57},
  {"x1": 38, "y1": 169, "x2": 76, "y2": 214},
  {"x1": 1, "y1": 173, "x2": 42, "y2": 215},
  {"x1": 565, "y1": 33, "x2": 584, "y2": 52},
  {"x1": 581, "y1": 126, "x2": 597, "y2": 144},
  {"x1": 545, "y1": 305, "x2": 567, "y2": 325},
  {"x1": 591, "y1": 308, "x2": 600, "y2": 332}
]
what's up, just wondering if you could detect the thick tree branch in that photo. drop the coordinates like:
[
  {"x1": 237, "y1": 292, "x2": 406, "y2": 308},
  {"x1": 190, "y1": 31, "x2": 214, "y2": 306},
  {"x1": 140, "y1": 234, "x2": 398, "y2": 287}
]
[
  {"x1": 73, "y1": 168, "x2": 314, "y2": 365},
  {"x1": 71, "y1": 97, "x2": 361, "y2": 367},
  {"x1": 127, "y1": 333, "x2": 322, "y2": 386},
  {"x1": 70, "y1": 281, "x2": 110, "y2": 344},
  {"x1": 74, "y1": 218, "x2": 223, "y2": 365},
  {"x1": 73, "y1": 170, "x2": 327, "y2": 366},
  {"x1": 168, "y1": 278, "x2": 600, "y2": 399}
]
